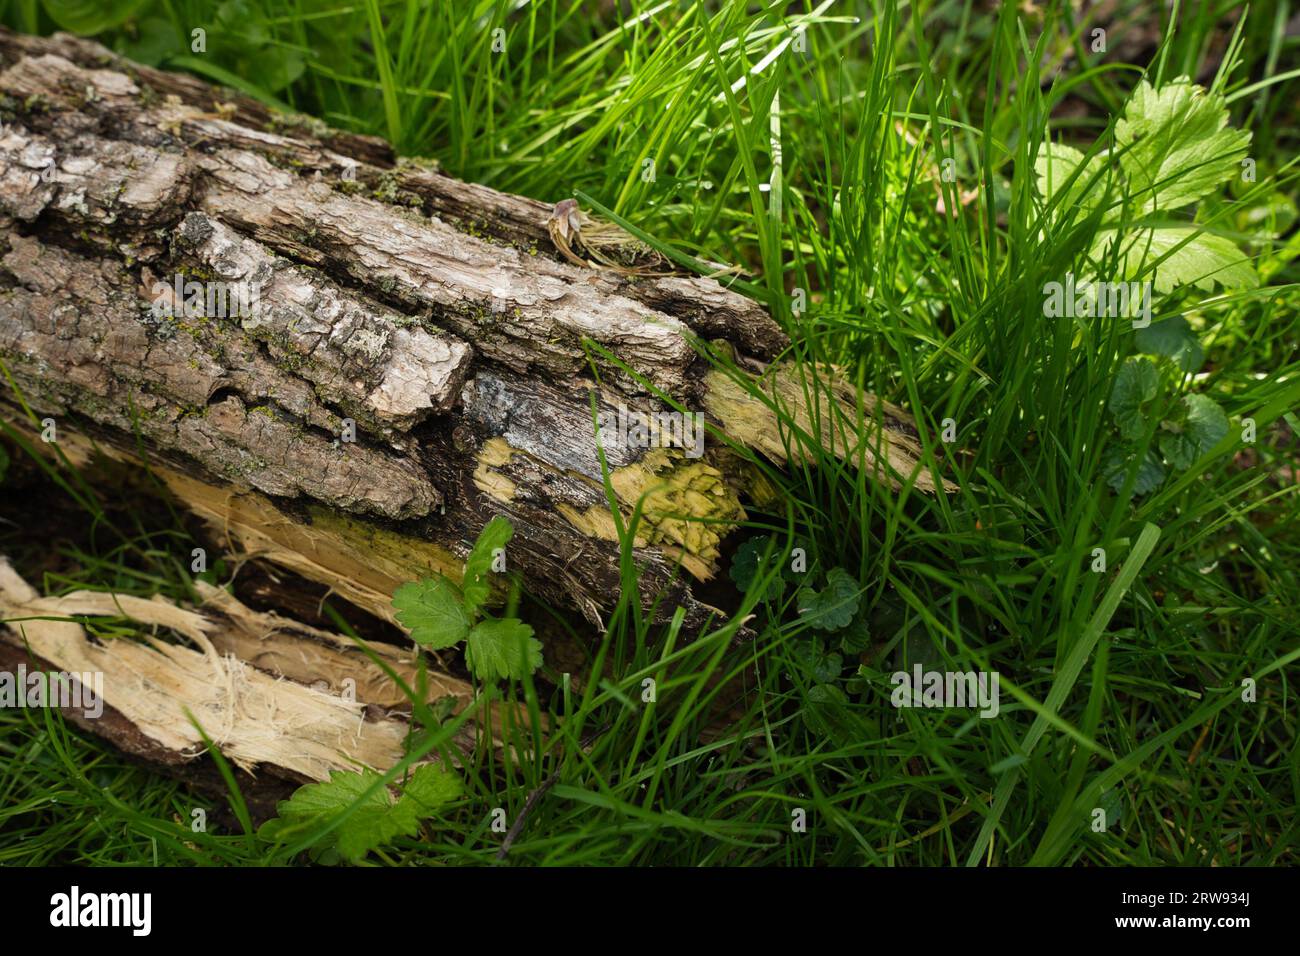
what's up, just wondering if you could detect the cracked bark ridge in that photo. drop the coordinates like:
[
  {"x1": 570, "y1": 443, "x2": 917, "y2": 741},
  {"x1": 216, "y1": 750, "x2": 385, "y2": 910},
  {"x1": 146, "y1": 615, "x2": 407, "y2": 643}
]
[
  {"x1": 1, "y1": 234, "x2": 440, "y2": 520},
  {"x1": 172, "y1": 211, "x2": 472, "y2": 431},
  {"x1": 0, "y1": 33, "x2": 787, "y2": 365},
  {"x1": 0, "y1": 42, "x2": 782, "y2": 396}
]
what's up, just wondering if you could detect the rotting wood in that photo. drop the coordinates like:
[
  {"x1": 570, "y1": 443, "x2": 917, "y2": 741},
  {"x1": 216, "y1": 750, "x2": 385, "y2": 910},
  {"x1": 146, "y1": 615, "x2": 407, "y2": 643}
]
[
  {"x1": 0, "y1": 552, "x2": 557, "y2": 818},
  {"x1": 0, "y1": 28, "x2": 948, "y2": 645},
  {"x1": 0, "y1": 556, "x2": 429, "y2": 784}
]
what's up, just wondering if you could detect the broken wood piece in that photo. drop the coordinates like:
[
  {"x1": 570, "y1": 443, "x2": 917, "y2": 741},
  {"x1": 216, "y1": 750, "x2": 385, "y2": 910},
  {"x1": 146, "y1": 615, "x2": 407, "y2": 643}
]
[{"x1": 0, "y1": 556, "x2": 417, "y2": 783}]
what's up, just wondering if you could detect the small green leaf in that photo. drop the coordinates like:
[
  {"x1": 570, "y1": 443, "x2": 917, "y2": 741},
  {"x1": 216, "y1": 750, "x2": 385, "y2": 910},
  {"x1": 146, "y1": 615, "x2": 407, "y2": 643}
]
[
  {"x1": 793, "y1": 641, "x2": 843, "y2": 683},
  {"x1": 839, "y1": 611, "x2": 872, "y2": 655},
  {"x1": 797, "y1": 567, "x2": 861, "y2": 632},
  {"x1": 465, "y1": 618, "x2": 542, "y2": 681},
  {"x1": 391, "y1": 578, "x2": 470, "y2": 649},
  {"x1": 1034, "y1": 142, "x2": 1112, "y2": 216},
  {"x1": 802, "y1": 682, "x2": 848, "y2": 737},
  {"x1": 394, "y1": 764, "x2": 462, "y2": 818},
  {"x1": 1237, "y1": 191, "x2": 1297, "y2": 239},
  {"x1": 259, "y1": 50, "x2": 306, "y2": 93},
  {"x1": 118, "y1": 17, "x2": 183, "y2": 67},
  {"x1": 260, "y1": 766, "x2": 460, "y2": 864},
  {"x1": 803, "y1": 683, "x2": 877, "y2": 745},
  {"x1": 1097, "y1": 787, "x2": 1125, "y2": 830},
  {"x1": 1092, "y1": 227, "x2": 1258, "y2": 293},
  {"x1": 1134, "y1": 316, "x2": 1204, "y2": 373},
  {"x1": 1183, "y1": 393, "x2": 1230, "y2": 450},
  {"x1": 728, "y1": 535, "x2": 766, "y2": 591},
  {"x1": 462, "y1": 516, "x2": 513, "y2": 616},
  {"x1": 1114, "y1": 78, "x2": 1252, "y2": 211},
  {"x1": 43, "y1": 0, "x2": 149, "y2": 35},
  {"x1": 216, "y1": 0, "x2": 268, "y2": 44},
  {"x1": 1103, "y1": 444, "x2": 1166, "y2": 495},
  {"x1": 1108, "y1": 358, "x2": 1159, "y2": 441},
  {"x1": 428, "y1": 694, "x2": 459, "y2": 725},
  {"x1": 1160, "y1": 394, "x2": 1228, "y2": 470},
  {"x1": 729, "y1": 535, "x2": 785, "y2": 600}
]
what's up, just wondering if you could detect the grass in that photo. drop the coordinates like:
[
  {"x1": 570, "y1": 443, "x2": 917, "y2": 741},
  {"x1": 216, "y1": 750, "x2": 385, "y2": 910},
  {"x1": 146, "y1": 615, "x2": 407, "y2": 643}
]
[{"x1": 0, "y1": 0, "x2": 1297, "y2": 866}]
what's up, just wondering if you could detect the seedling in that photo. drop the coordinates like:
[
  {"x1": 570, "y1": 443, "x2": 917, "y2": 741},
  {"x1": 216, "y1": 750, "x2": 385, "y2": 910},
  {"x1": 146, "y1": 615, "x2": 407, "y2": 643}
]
[{"x1": 392, "y1": 517, "x2": 543, "y2": 681}]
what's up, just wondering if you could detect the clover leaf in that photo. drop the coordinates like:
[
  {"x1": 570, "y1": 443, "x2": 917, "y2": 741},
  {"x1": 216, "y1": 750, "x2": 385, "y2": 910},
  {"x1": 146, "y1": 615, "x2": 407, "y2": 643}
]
[{"x1": 797, "y1": 567, "x2": 861, "y2": 632}]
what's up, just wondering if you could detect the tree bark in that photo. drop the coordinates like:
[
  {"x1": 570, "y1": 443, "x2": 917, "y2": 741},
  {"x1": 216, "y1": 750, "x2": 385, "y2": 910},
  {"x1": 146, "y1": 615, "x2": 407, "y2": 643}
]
[{"x1": 0, "y1": 28, "x2": 950, "y2": 797}]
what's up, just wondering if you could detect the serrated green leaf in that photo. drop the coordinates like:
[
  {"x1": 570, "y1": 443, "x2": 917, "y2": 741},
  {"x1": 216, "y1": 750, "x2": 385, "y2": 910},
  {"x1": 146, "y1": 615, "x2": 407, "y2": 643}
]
[
  {"x1": 1134, "y1": 316, "x2": 1204, "y2": 372},
  {"x1": 392, "y1": 764, "x2": 462, "y2": 820},
  {"x1": 260, "y1": 770, "x2": 392, "y2": 863},
  {"x1": 465, "y1": 618, "x2": 542, "y2": 681},
  {"x1": 1115, "y1": 78, "x2": 1251, "y2": 211},
  {"x1": 1160, "y1": 393, "x2": 1229, "y2": 470},
  {"x1": 1108, "y1": 358, "x2": 1159, "y2": 441},
  {"x1": 462, "y1": 516, "x2": 513, "y2": 617},
  {"x1": 796, "y1": 567, "x2": 861, "y2": 632},
  {"x1": 261, "y1": 766, "x2": 459, "y2": 864},
  {"x1": 1092, "y1": 227, "x2": 1258, "y2": 293},
  {"x1": 391, "y1": 578, "x2": 470, "y2": 649}
]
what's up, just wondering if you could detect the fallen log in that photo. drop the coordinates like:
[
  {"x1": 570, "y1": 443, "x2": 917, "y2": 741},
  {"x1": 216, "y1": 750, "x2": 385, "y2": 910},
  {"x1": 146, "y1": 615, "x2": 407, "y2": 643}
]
[
  {"x1": 0, "y1": 29, "x2": 942, "y2": 631},
  {"x1": 0, "y1": 30, "x2": 947, "y2": 790}
]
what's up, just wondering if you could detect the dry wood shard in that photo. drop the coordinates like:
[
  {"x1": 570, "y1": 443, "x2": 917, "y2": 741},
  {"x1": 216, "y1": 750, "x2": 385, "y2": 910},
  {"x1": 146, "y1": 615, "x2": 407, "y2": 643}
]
[{"x1": 0, "y1": 557, "x2": 416, "y2": 782}]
